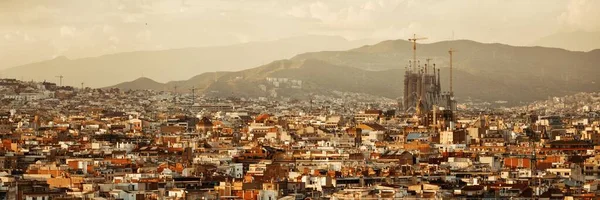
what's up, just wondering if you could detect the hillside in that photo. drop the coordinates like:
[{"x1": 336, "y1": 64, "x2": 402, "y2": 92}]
[
  {"x1": 291, "y1": 39, "x2": 600, "y2": 101},
  {"x1": 108, "y1": 58, "x2": 527, "y2": 103},
  {"x1": 1, "y1": 35, "x2": 376, "y2": 88},
  {"x1": 111, "y1": 72, "x2": 232, "y2": 92},
  {"x1": 109, "y1": 39, "x2": 600, "y2": 104},
  {"x1": 110, "y1": 77, "x2": 167, "y2": 91}
]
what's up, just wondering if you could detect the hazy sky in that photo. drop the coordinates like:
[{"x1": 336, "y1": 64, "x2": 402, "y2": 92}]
[{"x1": 0, "y1": 0, "x2": 598, "y2": 69}]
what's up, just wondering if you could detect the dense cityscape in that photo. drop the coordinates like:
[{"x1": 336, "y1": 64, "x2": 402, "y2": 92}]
[
  {"x1": 2, "y1": 1, "x2": 600, "y2": 200},
  {"x1": 0, "y1": 42, "x2": 599, "y2": 199}
]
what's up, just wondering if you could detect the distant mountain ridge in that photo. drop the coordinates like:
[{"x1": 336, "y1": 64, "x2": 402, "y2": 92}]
[
  {"x1": 1, "y1": 35, "x2": 377, "y2": 88},
  {"x1": 532, "y1": 31, "x2": 600, "y2": 52},
  {"x1": 109, "y1": 39, "x2": 600, "y2": 104}
]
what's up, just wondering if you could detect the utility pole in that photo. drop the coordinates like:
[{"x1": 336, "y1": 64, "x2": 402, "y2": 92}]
[
  {"x1": 408, "y1": 34, "x2": 427, "y2": 72},
  {"x1": 55, "y1": 75, "x2": 64, "y2": 87}
]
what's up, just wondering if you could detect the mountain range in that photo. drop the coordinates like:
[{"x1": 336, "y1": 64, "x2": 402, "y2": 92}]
[
  {"x1": 0, "y1": 35, "x2": 376, "y2": 87},
  {"x1": 109, "y1": 39, "x2": 600, "y2": 104},
  {"x1": 3, "y1": 34, "x2": 600, "y2": 104}
]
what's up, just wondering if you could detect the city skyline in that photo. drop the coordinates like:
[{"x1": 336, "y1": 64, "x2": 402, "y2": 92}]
[{"x1": 1, "y1": 1, "x2": 600, "y2": 199}]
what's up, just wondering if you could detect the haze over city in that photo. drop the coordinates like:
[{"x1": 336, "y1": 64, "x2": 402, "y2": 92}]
[{"x1": 1, "y1": 0, "x2": 599, "y2": 70}]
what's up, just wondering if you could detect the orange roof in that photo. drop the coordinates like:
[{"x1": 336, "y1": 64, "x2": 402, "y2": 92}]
[
  {"x1": 168, "y1": 147, "x2": 184, "y2": 152},
  {"x1": 255, "y1": 114, "x2": 270, "y2": 122},
  {"x1": 504, "y1": 158, "x2": 531, "y2": 168},
  {"x1": 106, "y1": 158, "x2": 131, "y2": 165}
]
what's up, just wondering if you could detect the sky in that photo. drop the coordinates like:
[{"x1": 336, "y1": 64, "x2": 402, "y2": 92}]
[{"x1": 0, "y1": 0, "x2": 598, "y2": 69}]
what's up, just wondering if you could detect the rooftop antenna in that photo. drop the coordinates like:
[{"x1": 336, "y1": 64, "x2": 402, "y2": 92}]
[
  {"x1": 55, "y1": 75, "x2": 64, "y2": 86},
  {"x1": 448, "y1": 48, "x2": 457, "y2": 95},
  {"x1": 408, "y1": 34, "x2": 427, "y2": 71}
]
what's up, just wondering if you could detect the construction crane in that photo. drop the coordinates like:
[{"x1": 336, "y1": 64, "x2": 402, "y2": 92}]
[
  {"x1": 448, "y1": 48, "x2": 457, "y2": 95},
  {"x1": 408, "y1": 34, "x2": 427, "y2": 71},
  {"x1": 55, "y1": 75, "x2": 64, "y2": 87}
]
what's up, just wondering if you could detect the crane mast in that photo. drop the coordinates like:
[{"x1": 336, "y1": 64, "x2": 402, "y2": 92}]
[{"x1": 408, "y1": 34, "x2": 427, "y2": 72}]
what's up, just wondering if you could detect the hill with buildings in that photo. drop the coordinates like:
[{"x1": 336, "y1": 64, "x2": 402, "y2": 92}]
[{"x1": 109, "y1": 39, "x2": 600, "y2": 104}]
